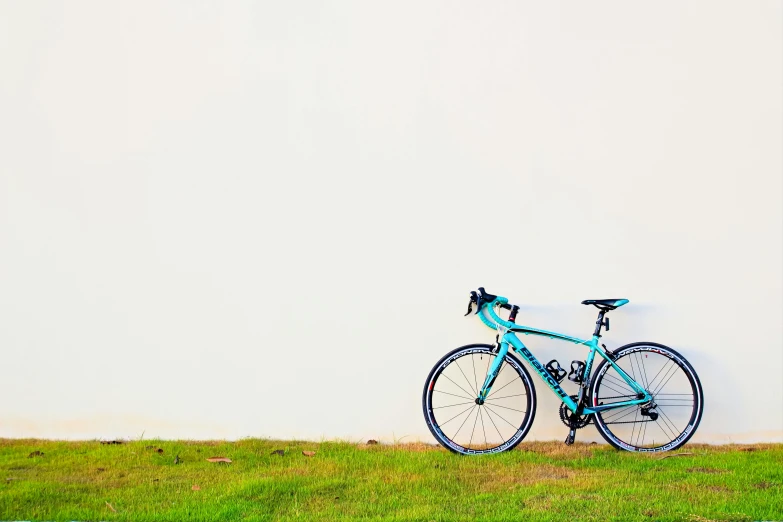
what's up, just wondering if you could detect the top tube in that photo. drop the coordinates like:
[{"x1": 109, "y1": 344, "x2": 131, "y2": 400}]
[{"x1": 479, "y1": 298, "x2": 590, "y2": 346}]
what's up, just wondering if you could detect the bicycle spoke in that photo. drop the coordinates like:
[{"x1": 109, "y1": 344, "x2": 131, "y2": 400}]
[
  {"x1": 479, "y1": 408, "x2": 488, "y2": 448},
  {"x1": 636, "y1": 352, "x2": 650, "y2": 390},
  {"x1": 468, "y1": 405, "x2": 480, "y2": 448},
  {"x1": 599, "y1": 381, "x2": 635, "y2": 399},
  {"x1": 639, "y1": 415, "x2": 649, "y2": 447},
  {"x1": 645, "y1": 360, "x2": 672, "y2": 393},
  {"x1": 657, "y1": 407, "x2": 682, "y2": 438},
  {"x1": 598, "y1": 394, "x2": 637, "y2": 400},
  {"x1": 471, "y1": 354, "x2": 479, "y2": 398},
  {"x1": 486, "y1": 375, "x2": 521, "y2": 399},
  {"x1": 493, "y1": 360, "x2": 508, "y2": 387},
  {"x1": 599, "y1": 381, "x2": 635, "y2": 397},
  {"x1": 650, "y1": 362, "x2": 677, "y2": 396},
  {"x1": 652, "y1": 364, "x2": 680, "y2": 397},
  {"x1": 434, "y1": 389, "x2": 475, "y2": 401},
  {"x1": 626, "y1": 354, "x2": 637, "y2": 384},
  {"x1": 486, "y1": 393, "x2": 526, "y2": 401},
  {"x1": 485, "y1": 402, "x2": 526, "y2": 414},
  {"x1": 440, "y1": 374, "x2": 477, "y2": 401},
  {"x1": 604, "y1": 419, "x2": 655, "y2": 425},
  {"x1": 439, "y1": 404, "x2": 476, "y2": 428},
  {"x1": 603, "y1": 407, "x2": 641, "y2": 424},
  {"x1": 601, "y1": 404, "x2": 636, "y2": 419},
  {"x1": 628, "y1": 353, "x2": 639, "y2": 389},
  {"x1": 602, "y1": 373, "x2": 636, "y2": 394},
  {"x1": 654, "y1": 414, "x2": 676, "y2": 441},
  {"x1": 601, "y1": 405, "x2": 637, "y2": 423},
  {"x1": 455, "y1": 358, "x2": 478, "y2": 396},
  {"x1": 433, "y1": 400, "x2": 476, "y2": 410},
  {"x1": 484, "y1": 404, "x2": 521, "y2": 430},
  {"x1": 639, "y1": 352, "x2": 651, "y2": 390},
  {"x1": 483, "y1": 404, "x2": 505, "y2": 442},
  {"x1": 633, "y1": 352, "x2": 647, "y2": 391},
  {"x1": 452, "y1": 406, "x2": 477, "y2": 440}
]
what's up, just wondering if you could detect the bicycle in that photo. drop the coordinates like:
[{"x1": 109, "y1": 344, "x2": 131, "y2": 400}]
[{"x1": 422, "y1": 288, "x2": 704, "y2": 454}]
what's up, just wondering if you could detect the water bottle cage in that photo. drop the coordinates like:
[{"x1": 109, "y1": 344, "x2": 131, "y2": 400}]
[
  {"x1": 545, "y1": 360, "x2": 567, "y2": 383},
  {"x1": 568, "y1": 361, "x2": 586, "y2": 384}
]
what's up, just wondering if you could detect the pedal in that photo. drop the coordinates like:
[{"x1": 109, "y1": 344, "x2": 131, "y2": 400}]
[
  {"x1": 568, "y1": 360, "x2": 586, "y2": 384},
  {"x1": 564, "y1": 429, "x2": 576, "y2": 446},
  {"x1": 545, "y1": 360, "x2": 567, "y2": 383}
]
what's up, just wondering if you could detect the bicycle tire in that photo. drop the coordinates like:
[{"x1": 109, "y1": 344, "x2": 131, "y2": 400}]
[
  {"x1": 589, "y1": 342, "x2": 704, "y2": 452},
  {"x1": 422, "y1": 344, "x2": 537, "y2": 455}
]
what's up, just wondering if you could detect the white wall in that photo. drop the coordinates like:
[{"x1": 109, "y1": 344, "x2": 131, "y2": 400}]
[{"x1": 1, "y1": 1, "x2": 781, "y2": 443}]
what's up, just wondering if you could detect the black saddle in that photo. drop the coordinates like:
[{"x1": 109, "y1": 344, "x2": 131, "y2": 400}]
[{"x1": 581, "y1": 299, "x2": 629, "y2": 310}]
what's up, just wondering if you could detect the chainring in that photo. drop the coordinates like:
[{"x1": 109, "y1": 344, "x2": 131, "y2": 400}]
[{"x1": 559, "y1": 395, "x2": 591, "y2": 429}]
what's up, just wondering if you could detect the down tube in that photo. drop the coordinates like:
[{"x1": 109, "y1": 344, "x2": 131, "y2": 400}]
[{"x1": 505, "y1": 334, "x2": 578, "y2": 413}]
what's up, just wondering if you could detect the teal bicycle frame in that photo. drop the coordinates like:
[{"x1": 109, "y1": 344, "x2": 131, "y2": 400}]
[{"x1": 476, "y1": 297, "x2": 652, "y2": 415}]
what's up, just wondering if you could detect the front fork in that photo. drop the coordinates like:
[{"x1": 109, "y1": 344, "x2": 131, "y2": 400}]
[
  {"x1": 477, "y1": 337, "x2": 594, "y2": 446},
  {"x1": 477, "y1": 339, "x2": 510, "y2": 401}
]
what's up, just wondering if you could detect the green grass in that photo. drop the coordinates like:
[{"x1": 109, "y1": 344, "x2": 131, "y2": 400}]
[{"x1": 0, "y1": 439, "x2": 781, "y2": 521}]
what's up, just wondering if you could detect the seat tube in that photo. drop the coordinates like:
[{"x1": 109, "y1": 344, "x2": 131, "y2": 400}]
[
  {"x1": 582, "y1": 337, "x2": 599, "y2": 383},
  {"x1": 478, "y1": 340, "x2": 510, "y2": 401}
]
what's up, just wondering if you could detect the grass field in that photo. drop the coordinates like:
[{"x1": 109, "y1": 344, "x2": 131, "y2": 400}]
[{"x1": 0, "y1": 439, "x2": 781, "y2": 521}]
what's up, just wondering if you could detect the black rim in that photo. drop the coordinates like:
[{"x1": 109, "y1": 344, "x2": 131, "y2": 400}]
[
  {"x1": 592, "y1": 346, "x2": 701, "y2": 451},
  {"x1": 424, "y1": 347, "x2": 533, "y2": 454}
]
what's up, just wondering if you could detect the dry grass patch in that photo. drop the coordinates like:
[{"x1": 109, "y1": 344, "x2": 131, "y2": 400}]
[
  {"x1": 515, "y1": 441, "x2": 601, "y2": 459},
  {"x1": 687, "y1": 467, "x2": 730, "y2": 474},
  {"x1": 473, "y1": 462, "x2": 578, "y2": 493}
]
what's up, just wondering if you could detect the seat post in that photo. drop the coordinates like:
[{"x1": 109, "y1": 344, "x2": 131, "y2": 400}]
[{"x1": 593, "y1": 309, "x2": 607, "y2": 337}]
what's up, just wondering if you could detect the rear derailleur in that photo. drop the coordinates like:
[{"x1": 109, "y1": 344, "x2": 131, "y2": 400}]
[{"x1": 640, "y1": 402, "x2": 658, "y2": 420}]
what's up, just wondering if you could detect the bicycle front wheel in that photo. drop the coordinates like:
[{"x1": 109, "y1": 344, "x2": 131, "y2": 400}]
[
  {"x1": 590, "y1": 342, "x2": 704, "y2": 452},
  {"x1": 422, "y1": 344, "x2": 536, "y2": 455}
]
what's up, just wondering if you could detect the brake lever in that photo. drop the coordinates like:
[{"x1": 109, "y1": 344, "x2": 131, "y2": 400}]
[{"x1": 465, "y1": 291, "x2": 479, "y2": 316}]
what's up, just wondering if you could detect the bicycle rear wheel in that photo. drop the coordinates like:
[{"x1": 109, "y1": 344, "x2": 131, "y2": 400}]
[
  {"x1": 422, "y1": 344, "x2": 536, "y2": 455},
  {"x1": 590, "y1": 342, "x2": 703, "y2": 452}
]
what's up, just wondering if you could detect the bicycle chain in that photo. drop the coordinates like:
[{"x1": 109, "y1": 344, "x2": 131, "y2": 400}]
[
  {"x1": 604, "y1": 419, "x2": 655, "y2": 425},
  {"x1": 595, "y1": 395, "x2": 658, "y2": 425}
]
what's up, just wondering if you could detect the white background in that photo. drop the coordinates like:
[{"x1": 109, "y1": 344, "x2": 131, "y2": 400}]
[{"x1": 1, "y1": 1, "x2": 781, "y2": 443}]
